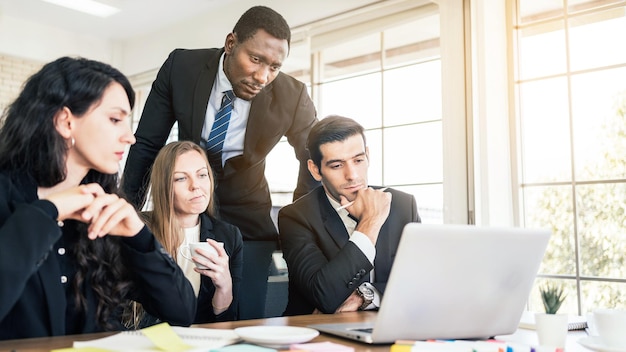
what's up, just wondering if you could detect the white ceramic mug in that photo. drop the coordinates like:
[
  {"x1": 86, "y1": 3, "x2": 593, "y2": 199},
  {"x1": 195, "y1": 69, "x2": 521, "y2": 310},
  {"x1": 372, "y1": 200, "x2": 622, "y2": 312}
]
[
  {"x1": 594, "y1": 308, "x2": 626, "y2": 348},
  {"x1": 179, "y1": 242, "x2": 220, "y2": 269}
]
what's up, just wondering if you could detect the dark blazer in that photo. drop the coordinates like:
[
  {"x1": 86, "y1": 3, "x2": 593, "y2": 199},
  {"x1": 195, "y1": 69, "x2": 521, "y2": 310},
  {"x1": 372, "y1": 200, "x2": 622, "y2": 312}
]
[
  {"x1": 185, "y1": 213, "x2": 244, "y2": 323},
  {"x1": 122, "y1": 48, "x2": 319, "y2": 242},
  {"x1": 139, "y1": 212, "x2": 243, "y2": 324},
  {"x1": 278, "y1": 186, "x2": 420, "y2": 316},
  {"x1": 0, "y1": 171, "x2": 196, "y2": 340}
]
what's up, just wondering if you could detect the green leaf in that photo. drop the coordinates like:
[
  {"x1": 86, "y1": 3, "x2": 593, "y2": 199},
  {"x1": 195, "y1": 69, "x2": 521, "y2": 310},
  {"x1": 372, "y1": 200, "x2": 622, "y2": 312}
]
[{"x1": 539, "y1": 283, "x2": 566, "y2": 314}]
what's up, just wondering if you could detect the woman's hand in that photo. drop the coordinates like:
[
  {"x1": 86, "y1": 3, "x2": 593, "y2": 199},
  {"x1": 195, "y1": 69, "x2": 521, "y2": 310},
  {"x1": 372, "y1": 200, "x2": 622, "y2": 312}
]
[
  {"x1": 44, "y1": 183, "x2": 143, "y2": 239},
  {"x1": 82, "y1": 193, "x2": 144, "y2": 239},
  {"x1": 44, "y1": 183, "x2": 101, "y2": 223},
  {"x1": 193, "y1": 239, "x2": 233, "y2": 314}
]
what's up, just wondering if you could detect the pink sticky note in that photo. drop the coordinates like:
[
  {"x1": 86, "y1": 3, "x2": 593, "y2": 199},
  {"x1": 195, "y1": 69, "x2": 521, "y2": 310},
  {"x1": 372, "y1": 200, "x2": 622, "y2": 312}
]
[{"x1": 289, "y1": 341, "x2": 354, "y2": 352}]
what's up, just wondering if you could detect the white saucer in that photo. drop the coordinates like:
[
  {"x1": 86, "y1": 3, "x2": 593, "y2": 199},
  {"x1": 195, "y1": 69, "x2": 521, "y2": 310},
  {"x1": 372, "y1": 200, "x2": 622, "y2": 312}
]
[
  {"x1": 234, "y1": 326, "x2": 319, "y2": 348},
  {"x1": 579, "y1": 336, "x2": 626, "y2": 352}
]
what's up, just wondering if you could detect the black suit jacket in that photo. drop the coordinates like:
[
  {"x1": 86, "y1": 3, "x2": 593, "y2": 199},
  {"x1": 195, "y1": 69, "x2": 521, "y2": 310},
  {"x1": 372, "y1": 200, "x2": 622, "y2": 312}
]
[
  {"x1": 122, "y1": 48, "x2": 319, "y2": 241},
  {"x1": 0, "y1": 171, "x2": 196, "y2": 340},
  {"x1": 140, "y1": 212, "x2": 243, "y2": 324},
  {"x1": 195, "y1": 213, "x2": 243, "y2": 323},
  {"x1": 278, "y1": 186, "x2": 420, "y2": 315}
]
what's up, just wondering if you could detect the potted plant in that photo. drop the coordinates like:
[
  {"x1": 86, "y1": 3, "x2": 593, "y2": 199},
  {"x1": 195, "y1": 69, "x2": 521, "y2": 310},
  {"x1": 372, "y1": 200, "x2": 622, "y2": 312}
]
[
  {"x1": 540, "y1": 283, "x2": 566, "y2": 314},
  {"x1": 535, "y1": 283, "x2": 569, "y2": 347}
]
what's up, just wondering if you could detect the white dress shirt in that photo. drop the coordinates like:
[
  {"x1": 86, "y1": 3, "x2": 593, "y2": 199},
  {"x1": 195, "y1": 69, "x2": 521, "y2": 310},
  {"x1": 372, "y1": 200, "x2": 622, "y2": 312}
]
[
  {"x1": 326, "y1": 194, "x2": 381, "y2": 309},
  {"x1": 201, "y1": 53, "x2": 252, "y2": 167}
]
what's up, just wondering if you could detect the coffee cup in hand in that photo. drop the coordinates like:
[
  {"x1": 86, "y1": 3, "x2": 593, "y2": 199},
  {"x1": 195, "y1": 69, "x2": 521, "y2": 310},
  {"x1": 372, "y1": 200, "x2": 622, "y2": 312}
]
[
  {"x1": 594, "y1": 308, "x2": 626, "y2": 348},
  {"x1": 179, "y1": 242, "x2": 220, "y2": 269}
]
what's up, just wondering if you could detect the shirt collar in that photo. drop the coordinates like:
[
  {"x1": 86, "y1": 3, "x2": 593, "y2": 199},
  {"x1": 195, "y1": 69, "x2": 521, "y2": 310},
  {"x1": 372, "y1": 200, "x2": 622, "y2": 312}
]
[
  {"x1": 325, "y1": 193, "x2": 356, "y2": 227},
  {"x1": 216, "y1": 52, "x2": 234, "y2": 95}
]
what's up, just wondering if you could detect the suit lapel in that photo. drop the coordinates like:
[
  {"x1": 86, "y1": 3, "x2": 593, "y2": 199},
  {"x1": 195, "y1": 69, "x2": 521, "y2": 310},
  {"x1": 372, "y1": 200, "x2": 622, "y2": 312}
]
[
  {"x1": 38, "y1": 254, "x2": 65, "y2": 335},
  {"x1": 191, "y1": 50, "x2": 221, "y2": 142},
  {"x1": 244, "y1": 84, "x2": 273, "y2": 159},
  {"x1": 198, "y1": 213, "x2": 214, "y2": 242},
  {"x1": 224, "y1": 83, "x2": 278, "y2": 174},
  {"x1": 317, "y1": 189, "x2": 350, "y2": 248}
]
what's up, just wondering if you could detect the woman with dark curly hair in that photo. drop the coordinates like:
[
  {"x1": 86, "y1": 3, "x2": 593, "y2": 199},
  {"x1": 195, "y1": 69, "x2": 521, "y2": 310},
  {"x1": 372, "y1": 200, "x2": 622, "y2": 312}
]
[{"x1": 0, "y1": 56, "x2": 196, "y2": 340}]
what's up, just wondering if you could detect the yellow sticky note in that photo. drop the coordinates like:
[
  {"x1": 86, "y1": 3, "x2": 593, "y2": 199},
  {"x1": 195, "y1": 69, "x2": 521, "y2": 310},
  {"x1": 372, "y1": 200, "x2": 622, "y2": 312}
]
[{"x1": 141, "y1": 322, "x2": 192, "y2": 351}]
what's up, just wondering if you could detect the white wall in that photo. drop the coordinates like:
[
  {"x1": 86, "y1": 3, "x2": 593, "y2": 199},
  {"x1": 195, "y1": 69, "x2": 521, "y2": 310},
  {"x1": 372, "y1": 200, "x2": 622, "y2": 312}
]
[
  {"x1": 0, "y1": 15, "x2": 114, "y2": 64},
  {"x1": 119, "y1": 0, "x2": 382, "y2": 75},
  {"x1": 118, "y1": 2, "x2": 240, "y2": 76},
  {"x1": 0, "y1": 0, "x2": 381, "y2": 75}
]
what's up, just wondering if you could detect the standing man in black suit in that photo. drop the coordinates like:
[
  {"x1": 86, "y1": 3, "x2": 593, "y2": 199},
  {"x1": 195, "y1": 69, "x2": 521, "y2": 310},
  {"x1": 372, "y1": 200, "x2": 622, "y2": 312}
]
[
  {"x1": 279, "y1": 115, "x2": 421, "y2": 315},
  {"x1": 122, "y1": 6, "x2": 319, "y2": 319}
]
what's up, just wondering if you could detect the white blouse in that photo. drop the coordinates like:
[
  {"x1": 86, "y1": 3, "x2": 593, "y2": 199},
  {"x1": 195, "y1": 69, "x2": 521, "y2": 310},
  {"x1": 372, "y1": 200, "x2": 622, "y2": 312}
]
[{"x1": 177, "y1": 223, "x2": 202, "y2": 297}]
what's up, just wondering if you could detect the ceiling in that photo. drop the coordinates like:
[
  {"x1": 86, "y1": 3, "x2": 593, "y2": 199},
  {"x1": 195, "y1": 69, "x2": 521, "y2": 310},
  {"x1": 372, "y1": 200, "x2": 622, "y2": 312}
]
[{"x1": 0, "y1": 0, "x2": 382, "y2": 41}]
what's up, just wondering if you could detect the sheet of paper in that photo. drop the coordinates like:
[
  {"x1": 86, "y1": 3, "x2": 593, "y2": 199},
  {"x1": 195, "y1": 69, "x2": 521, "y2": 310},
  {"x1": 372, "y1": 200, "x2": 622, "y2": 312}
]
[{"x1": 71, "y1": 324, "x2": 240, "y2": 351}]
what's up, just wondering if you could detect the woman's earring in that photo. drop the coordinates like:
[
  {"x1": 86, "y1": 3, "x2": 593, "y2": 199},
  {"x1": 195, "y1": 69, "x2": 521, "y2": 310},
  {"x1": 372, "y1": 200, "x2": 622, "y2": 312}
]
[{"x1": 71, "y1": 137, "x2": 75, "y2": 148}]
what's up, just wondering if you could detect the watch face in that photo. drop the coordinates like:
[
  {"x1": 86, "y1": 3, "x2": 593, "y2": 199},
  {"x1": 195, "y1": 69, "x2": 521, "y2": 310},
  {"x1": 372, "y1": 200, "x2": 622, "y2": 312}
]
[
  {"x1": 359, "y1": 286, "x2": 374, "y2": 299},
  {"x1": 358, "y1": 285, "x2": 374, "y2": 310}
]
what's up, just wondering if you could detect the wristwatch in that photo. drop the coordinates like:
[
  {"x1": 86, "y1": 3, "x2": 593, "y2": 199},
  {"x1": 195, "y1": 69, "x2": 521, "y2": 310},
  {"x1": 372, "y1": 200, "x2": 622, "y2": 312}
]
[{"x1": 356, "y1": 284, "x2": 374, "y2": 310}]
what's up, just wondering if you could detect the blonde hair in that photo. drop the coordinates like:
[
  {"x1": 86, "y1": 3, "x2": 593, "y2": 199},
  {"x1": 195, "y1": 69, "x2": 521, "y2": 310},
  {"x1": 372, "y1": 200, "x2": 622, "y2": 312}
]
[{"x1": 147, "y1": 141, "x2": 216, "y2": 259}]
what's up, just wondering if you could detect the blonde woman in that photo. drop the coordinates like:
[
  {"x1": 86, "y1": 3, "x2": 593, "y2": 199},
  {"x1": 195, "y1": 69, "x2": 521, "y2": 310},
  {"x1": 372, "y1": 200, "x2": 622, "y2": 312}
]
[{"x1": 144, "y1": 141, "x2": 243, "y2": 323}]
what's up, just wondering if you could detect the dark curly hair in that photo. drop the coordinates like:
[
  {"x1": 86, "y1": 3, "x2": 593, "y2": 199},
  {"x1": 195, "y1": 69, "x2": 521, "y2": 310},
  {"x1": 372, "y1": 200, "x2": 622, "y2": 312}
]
[{"x1": 0, "y1": 56, "x2": 136, "y2": 330}]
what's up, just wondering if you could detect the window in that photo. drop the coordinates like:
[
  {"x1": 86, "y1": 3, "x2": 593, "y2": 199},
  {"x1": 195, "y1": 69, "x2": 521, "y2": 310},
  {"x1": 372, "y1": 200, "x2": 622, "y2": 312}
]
[
  {"x1": 267, "y1": 1, "x2": 466, "y2": 224},
  {"x1": 513, "y1": 0, "x2": 626, "y2": 314}
]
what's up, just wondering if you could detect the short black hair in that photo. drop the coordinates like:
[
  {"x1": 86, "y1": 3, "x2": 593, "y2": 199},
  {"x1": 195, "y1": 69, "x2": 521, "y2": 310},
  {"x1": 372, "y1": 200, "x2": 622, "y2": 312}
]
[
  {"x1": 306, "y1": 115, "x2": 366, "y2": 170},
  {"x1": 233, "y1": 6, "x2": 291, "y2": 49}
]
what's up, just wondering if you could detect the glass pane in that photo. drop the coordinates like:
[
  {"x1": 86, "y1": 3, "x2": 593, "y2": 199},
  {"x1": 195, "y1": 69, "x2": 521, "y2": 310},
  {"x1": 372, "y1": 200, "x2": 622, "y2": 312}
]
[
  {"x1": 266, "y1": 140, "x2": 299, "y2": 207},
  {"x1": 517, "y1": 21, "x2": 566, "y2": 80},
  {"x1": 321, "y1": 32, "x2": 380, "y2": 81},
  {"x1": 581, "y1": 280, "x2": 626, "y2": 313},
  {"x1": 383, "y1": 122, "x2": 442, "y2": 185},
  {"x1": 383, "y1": 14, "x2": 440, "y2": 68},
  {"x1": 518, "y1": 77, "x2": 571, "y2": 183},
  {"x1": 528, "y1": 278, "x2": 578, "y2": 315},
  {"x1": 568, "y1": 0, "x2": 626, "y2": 14},
  {"x1": 283, "y1": 42, "x2": 311, "y2": 85},
  {"x1": 319, "y1": 73, "x2": 382, "y2": 129},
  {"x1": 518, "y1": 1, "x2": 564, "y2": 24},
  {"x1": 383, "y1": 61, "x2": 442, "y2": 126},
  {"x1": 364, "y1": 129, "x2": 383, "y2": 186},
  {"x1": 569, "y1": 7, "x2": 626, "y2": 72},
  {"x1": 577, "y1": 183, "x2": 626, "y2": 278},
  {"x1": 393, "y1": 184, "x2": 443, "y2": 224},
  {"x1": 522, "y1": 185, "x2": 576, "y2": 276},
  {"x1": 571, "y1": 67, "x2": 626, "y2": 181}
]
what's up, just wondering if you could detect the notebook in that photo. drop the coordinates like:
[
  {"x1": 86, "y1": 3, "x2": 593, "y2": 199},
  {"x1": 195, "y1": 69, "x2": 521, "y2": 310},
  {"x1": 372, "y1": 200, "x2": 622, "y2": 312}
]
[
  {"x1": 309, "y1": 223, "x2": 551, "y2": 344},
  {"x1": 518, "y1": 310, "x2": 588, "y2": 331}
]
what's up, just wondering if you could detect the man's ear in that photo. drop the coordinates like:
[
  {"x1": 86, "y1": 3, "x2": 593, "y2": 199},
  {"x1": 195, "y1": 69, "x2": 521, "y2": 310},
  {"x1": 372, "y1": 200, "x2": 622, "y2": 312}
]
[
  {"x1": 224, "y1": 32, "x2": 236, "y2": 55},
  {"x1": 307, "y1": 159, "x2": 323, "y2": 182},
  {"x1": 53, "y1": 107, "x2": 73, "y2": 139}
]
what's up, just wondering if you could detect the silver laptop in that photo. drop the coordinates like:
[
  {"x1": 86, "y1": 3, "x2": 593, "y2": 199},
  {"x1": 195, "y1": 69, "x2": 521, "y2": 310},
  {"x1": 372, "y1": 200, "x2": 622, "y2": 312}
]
[{"x1": 309, "y1": 223, "x2": 550, "y2": 344}]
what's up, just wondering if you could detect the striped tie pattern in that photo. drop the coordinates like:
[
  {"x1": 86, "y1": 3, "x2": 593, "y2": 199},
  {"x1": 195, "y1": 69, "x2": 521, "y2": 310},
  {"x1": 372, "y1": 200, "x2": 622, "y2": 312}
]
[{"x1": 206, "y1": 90, "x2": 234, "y2": 172}]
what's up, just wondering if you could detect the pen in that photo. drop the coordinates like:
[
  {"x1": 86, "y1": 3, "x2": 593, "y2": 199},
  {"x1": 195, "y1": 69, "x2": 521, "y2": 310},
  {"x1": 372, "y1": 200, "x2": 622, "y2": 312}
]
[
  {"x1": 336, "y1": 187, "x2": 388, "y2": 210},
  {"x1": 336, "y1": 201, "x2": 354, "y2": 211}
]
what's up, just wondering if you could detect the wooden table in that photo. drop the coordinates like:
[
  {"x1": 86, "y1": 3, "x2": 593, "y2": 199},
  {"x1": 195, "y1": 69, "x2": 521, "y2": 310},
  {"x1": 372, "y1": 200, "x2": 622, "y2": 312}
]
[
  {"x1": 0, "y1": 312, "x2": 385, "y2": 352},
  {"x1": 0, "y1": 311, "x2": 592, "y2": 352}
]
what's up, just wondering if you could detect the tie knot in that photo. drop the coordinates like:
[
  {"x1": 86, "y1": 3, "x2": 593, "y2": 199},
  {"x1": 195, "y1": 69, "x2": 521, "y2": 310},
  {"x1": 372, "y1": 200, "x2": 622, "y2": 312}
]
[{"x1": 223, "y1": 90, "x2": 234, "y2": 103}]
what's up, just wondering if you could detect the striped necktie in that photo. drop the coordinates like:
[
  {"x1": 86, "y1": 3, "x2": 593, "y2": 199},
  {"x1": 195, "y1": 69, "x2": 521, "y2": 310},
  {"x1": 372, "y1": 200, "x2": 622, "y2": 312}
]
[{"x1": 206, "y1": 90, "x2": 234, "y2": 172}]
